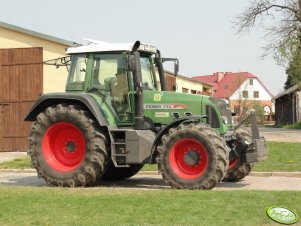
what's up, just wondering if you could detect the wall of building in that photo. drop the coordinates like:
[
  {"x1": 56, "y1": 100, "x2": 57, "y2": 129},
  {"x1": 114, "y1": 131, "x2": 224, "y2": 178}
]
[
  {"x1": 230, "y1": 100, "x2": 273, "y2": 114},
  {"x1": 229, "y1": 77, "x2": 274, "y2": 115},
  {"x1": 0, "y1": 27, "x2": 70, "y2": 93},
  {"x1": 175, "y1": 76, "x2": 212, "y2": 95},
  {"x1": 156, "y1": 72, "x2": 212, "y2": 95},
  {"x1": 275, "y1": 95, "x2": 294, "y2": 124},
  {"x1": 230, "y1": 78, "x2": 272, "y2": 100}
]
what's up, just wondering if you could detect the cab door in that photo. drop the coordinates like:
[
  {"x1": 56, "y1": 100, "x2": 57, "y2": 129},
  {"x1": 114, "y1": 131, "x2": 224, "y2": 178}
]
[{"x1": 90, "y1": 53, "x2": 134, "y2": 125}]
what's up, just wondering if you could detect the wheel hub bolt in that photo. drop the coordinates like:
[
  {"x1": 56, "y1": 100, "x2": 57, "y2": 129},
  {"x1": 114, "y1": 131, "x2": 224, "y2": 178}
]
[
  {"x1": 184, "y1": 151, "x2": 200, "y2": 166},
  {"x1": 66, "y1": 141, "x2": 76, "y2": 153}
]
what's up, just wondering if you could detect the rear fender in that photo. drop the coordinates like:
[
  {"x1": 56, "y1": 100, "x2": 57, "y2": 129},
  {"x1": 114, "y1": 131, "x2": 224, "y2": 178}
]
[{"x1": 24, "y1": 93, "x2": 109, "y2": 126}]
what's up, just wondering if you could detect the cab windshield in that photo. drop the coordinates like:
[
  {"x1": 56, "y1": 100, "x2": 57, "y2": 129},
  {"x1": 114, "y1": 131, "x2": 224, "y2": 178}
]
[
  {"x1": 68, "y1": 54, "x2": 87, "y2": 83},
  {"x1": 140, "y1": 55, "x2": 156, "y2": 90}
]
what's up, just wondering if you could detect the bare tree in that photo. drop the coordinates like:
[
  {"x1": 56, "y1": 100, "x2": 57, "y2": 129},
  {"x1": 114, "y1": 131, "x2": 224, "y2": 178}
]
[{"x1": 236, "y1": 0, "x2": 301, "y2": 64}]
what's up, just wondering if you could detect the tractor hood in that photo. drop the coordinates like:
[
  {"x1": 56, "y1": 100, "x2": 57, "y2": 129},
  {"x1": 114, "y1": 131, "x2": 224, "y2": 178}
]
[{"x1": 143, "y1": 90, "x2": 205, "y2": 124}]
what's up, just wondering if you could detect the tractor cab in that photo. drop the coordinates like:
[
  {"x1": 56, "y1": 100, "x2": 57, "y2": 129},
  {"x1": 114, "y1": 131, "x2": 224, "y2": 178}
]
[
  {"x1": 64, "y1": 40, "x2": 231, "y2": 134},
  {"x1": 66, "y1": 41, "x2": 184, "y2": 126}
]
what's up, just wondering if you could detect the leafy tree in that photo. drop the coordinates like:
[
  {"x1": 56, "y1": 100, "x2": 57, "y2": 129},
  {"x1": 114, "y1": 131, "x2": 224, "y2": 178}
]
[
  {"x1": 252, "y1": 101, "x2": 265, "y2": 123},
  {"x1": 235, "y1": 0, "x2": 301, "y2": 89},
  {"x1": 236, "y1": 0, "x2": 301, "y2": 61},
  {"x1": 285, "y1": 56, "x2": 301, "y2": 89},
  {"x1": 284, "y1": 34, "x2": 301, "y2": 89}
]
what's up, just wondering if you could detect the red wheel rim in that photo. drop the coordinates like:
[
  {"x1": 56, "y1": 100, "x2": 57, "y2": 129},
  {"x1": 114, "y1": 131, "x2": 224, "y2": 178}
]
[
  {"x1": 42, "y1": 122, "x2": 86, "y2": 172},
  {"x1": 169, "y1": 138, "x2": 208, "y2": 180},
  {"x1": 228, "y1": 159, "x2": 239, "y2": 170}
]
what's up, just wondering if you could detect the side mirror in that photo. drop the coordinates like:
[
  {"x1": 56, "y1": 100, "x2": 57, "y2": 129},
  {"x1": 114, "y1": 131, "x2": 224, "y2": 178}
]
[{"x1": 162, "y1": 58, "x2": 179, "y2": 77}]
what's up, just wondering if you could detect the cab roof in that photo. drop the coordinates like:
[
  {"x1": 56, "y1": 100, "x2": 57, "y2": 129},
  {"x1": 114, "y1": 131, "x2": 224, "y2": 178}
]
[{"x1": 66, "y1": 39, "x2": 157, "y2": 54}]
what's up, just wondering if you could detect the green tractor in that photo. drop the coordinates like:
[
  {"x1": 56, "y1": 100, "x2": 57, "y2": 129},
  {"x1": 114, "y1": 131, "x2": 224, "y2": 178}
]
[{"x1": 25, "y1": 40, "x2": 267, "y2": 189}]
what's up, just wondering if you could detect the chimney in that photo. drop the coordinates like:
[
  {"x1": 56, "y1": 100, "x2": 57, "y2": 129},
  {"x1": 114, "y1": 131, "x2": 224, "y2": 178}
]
[{"x1": 216, "y1": 72, "x2": 225, "y2": 83}]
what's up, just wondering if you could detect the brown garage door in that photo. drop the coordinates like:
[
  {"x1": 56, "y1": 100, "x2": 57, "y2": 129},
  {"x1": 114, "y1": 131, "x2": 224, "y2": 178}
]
[{"x1": 0, "y1": 47, "x2": 43, "y2": 152}]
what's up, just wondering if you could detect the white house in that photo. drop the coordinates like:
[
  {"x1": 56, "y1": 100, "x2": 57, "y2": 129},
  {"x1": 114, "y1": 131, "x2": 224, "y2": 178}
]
[{"x1": 193, "y1": 72, "x2": 274, "y2": 119}]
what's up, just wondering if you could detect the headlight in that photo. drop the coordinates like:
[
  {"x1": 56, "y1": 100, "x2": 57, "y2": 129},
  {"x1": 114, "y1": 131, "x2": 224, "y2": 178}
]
[{"x1": 244, "y1": 137, "x2": 253, "y2": 145}]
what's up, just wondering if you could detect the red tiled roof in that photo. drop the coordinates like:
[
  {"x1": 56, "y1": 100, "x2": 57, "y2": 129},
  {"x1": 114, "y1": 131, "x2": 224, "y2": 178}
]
[{"x1": 192, "y1": 72, "x2": 257, "y2": 98}]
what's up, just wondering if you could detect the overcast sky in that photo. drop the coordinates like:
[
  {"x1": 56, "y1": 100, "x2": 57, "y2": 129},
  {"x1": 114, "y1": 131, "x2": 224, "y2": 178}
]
[{"x1": 0, "y1": 0, "x2": 286, "y2": 95}]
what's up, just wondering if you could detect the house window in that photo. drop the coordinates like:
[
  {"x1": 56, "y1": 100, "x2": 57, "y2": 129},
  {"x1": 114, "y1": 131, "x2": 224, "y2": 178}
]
[
  {"x1": 249, "y1": 79, "x2": 253, "y2": 85},
  {"x1": 203, "y1": 87, "x2": 209, "y2": 92},
  {"x1": 254, "y1": 91, "x2": 259, "y2": 98},
  {"x1": 182, "y1": 87, "x2": 189, "y2": 93},
  {"x1": 242, "y1": 91, "x2": 248, "y2": 98},
  {"x1": 191, "y1": 89, "x2": 197, "y2": 94}
]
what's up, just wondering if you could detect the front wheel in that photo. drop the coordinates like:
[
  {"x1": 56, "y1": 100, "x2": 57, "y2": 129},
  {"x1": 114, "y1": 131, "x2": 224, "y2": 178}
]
[
  {"x1": 223, "y1": 159, "x2": 253, "y2": 182},
  {"x1": 223, "y1": 127, "x2": 253, "y2": 182},
  {"x1": 157, "y1": 123, "x2": 229, "y2": 190}
]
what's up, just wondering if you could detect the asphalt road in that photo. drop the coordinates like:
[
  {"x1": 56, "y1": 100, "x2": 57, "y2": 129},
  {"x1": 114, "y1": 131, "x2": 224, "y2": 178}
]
[{"x1": 1, "y1": 171, "x2": 301, "y2": 191}]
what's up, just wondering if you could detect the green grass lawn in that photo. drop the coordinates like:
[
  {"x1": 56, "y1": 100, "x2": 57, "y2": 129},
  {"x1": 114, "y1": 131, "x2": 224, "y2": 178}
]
[
  {"x1": 253, "y1": 142, "x2": 301, "y2": 172},
  {"x1": 0, "y1": 157, "x2": 31, "y2": 169},
  {"x1": 0, "y1": 142, "x2": 300, "y2": 172},
  {"x1": 140, "y1": 141, "x2": 301, "y2": 172},
  {"x1": 0, "y1": 186, "x2": 300, "y2": 226},
  {"x1": 0, "y1": 143, "x2": 300, "y2": 225}
]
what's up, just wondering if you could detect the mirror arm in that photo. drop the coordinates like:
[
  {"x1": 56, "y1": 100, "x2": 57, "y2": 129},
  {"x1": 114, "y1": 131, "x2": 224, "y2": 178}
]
[{"x1": 162, "y1": 58, "x2": 179, "y2": 77}]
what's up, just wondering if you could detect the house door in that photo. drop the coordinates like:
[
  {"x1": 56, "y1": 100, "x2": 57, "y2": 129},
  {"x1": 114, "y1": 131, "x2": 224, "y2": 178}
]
[{"x1": 0, "y1": 48, "x2": 43, "y2": 152}]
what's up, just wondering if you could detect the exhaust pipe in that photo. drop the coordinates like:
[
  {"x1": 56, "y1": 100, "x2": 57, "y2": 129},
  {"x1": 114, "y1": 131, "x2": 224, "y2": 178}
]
[
  {"x1": 131, "y1": 41, "x2": 145, "y2": 130},
  {"x1": 155, "y1": 50, "x2": 167, "y2": 91}
]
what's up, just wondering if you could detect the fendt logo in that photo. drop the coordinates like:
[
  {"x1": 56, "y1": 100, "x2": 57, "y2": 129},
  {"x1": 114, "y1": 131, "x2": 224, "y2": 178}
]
[
  {"x1": 266, "y1": 207, "x2": 298, "y2": 225},
  {"x1": 144, "y1": 104, "x2": 187, "y2": 110}
]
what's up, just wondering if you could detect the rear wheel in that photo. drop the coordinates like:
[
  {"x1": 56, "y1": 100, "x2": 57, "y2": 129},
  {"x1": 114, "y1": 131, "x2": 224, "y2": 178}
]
[
  {"x1": 157, "y1": 123, "x2": 228, "y2": 189},
  {"x1": 223, "y1": 127, "x2": 253, "y2": 182},
  {"x1": 101, "y1": 163, "x2": 144, "y2": 180},
  {"x1": 27, "y1": 104, "x2": 109, "y2": 187}
]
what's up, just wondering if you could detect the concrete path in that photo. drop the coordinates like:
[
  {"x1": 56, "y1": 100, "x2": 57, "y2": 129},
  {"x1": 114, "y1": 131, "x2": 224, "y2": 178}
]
[
  {"x1": 1, "y1": 171, "x2": 301, "y2": 191},
  {"x1": 259, "y1": 127, "x2": 301, "y2": 142},
  {"x1": 0, "y1": 152, "x2": 27, "y2": 163}
]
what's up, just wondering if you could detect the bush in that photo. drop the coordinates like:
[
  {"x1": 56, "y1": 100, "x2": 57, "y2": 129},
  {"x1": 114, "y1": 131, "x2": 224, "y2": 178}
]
[{"x1": 286, "y1": 121, "x2": 301, "y2": 129}]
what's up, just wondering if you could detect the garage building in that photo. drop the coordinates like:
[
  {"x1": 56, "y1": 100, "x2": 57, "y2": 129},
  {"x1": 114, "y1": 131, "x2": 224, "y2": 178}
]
[{"x1": 0, "y1": 21, "x2": 72, "y2": 152}]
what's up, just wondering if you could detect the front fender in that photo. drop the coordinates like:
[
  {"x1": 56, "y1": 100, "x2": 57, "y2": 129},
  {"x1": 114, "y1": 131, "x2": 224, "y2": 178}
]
[
  {"x1": 24, "y1": 92, "x2": 109, "y2": 126},
  {"x1": 150, "y1": 115, "x2": 207, "y2": 163}
]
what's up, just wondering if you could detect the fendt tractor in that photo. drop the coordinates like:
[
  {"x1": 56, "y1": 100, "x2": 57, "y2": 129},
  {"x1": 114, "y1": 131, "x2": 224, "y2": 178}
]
[{"x1": 25, "y1": 40, "x2": 268, "y2": 189}]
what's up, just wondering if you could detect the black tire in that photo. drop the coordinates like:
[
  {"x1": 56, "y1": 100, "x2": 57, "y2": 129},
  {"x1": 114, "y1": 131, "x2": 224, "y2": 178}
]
[
  {"x1": 27, "y1": 104, "x2": 109, "y2": 187},
  {"x1": 157, "y1": 123, "x2": 229, "y2": 190},
  {"x1": 223, "y1": 127, "x2": 253, "y2": 182},
  {"x1": 101, "y1": 162, "x2": 144, "y2": 180}
]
